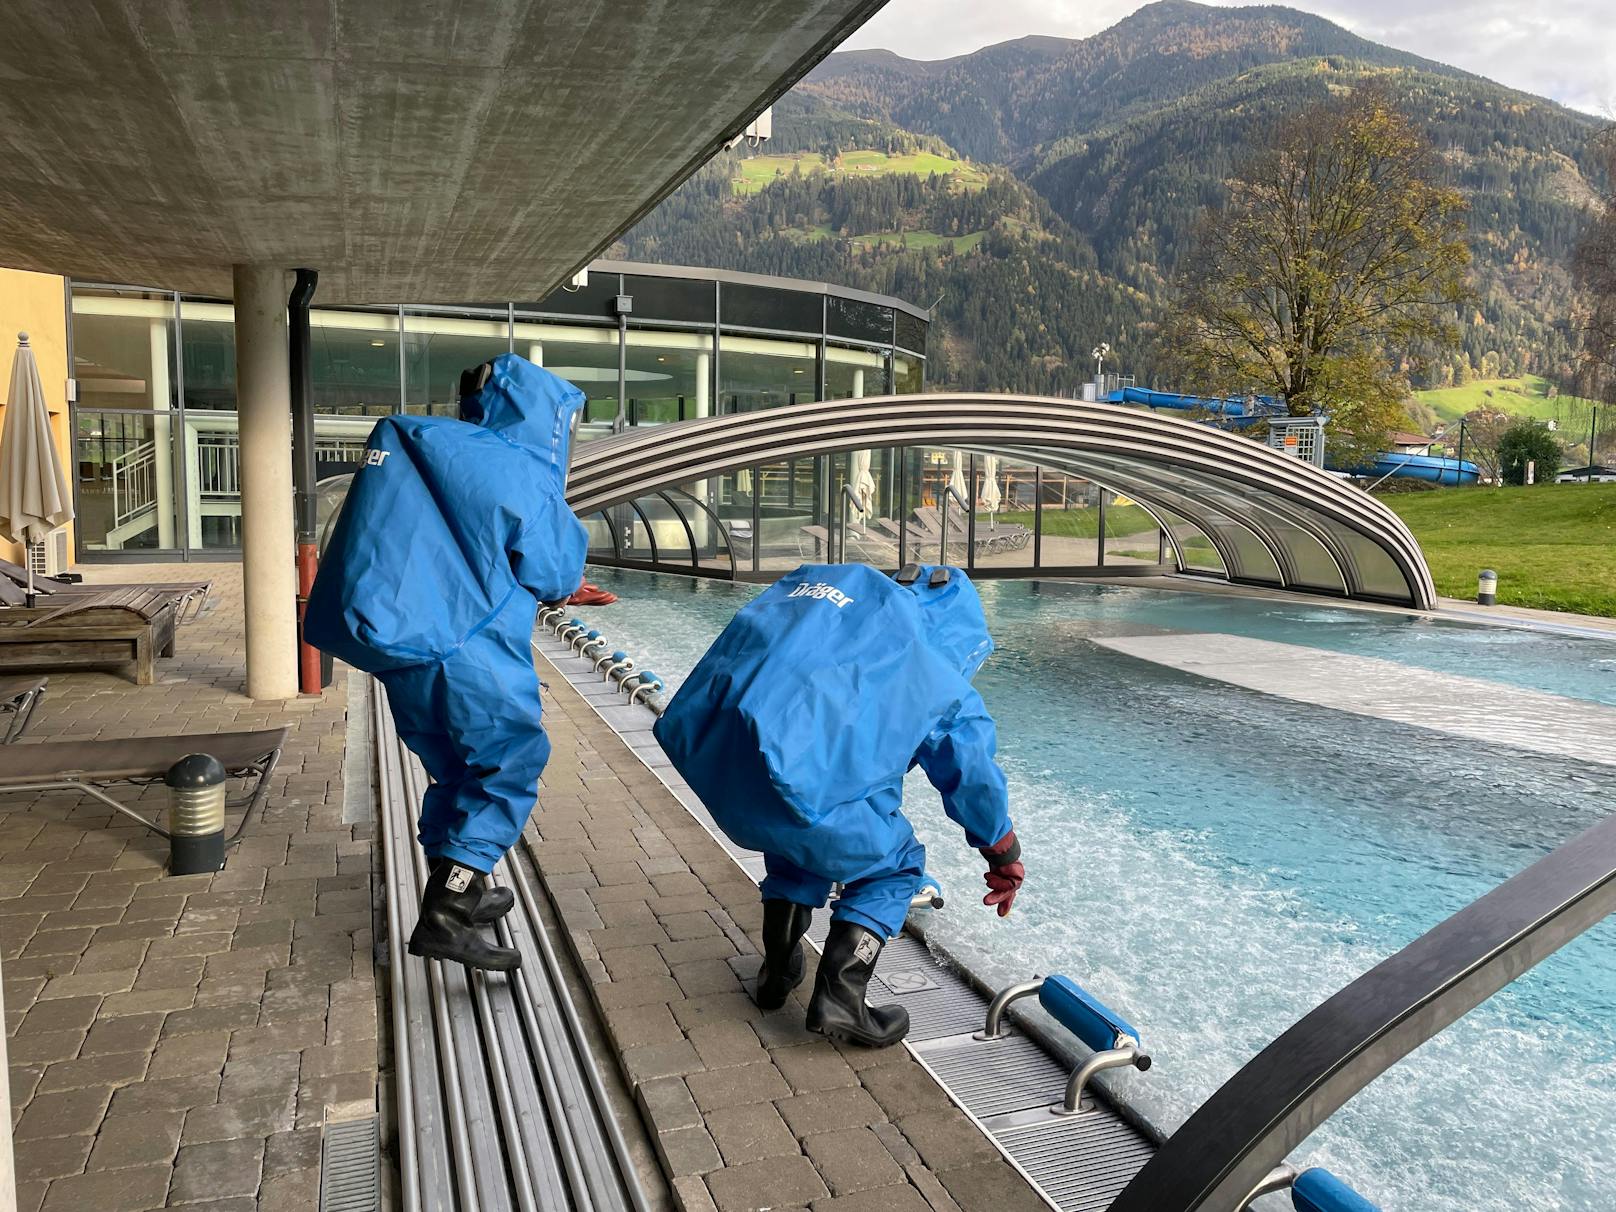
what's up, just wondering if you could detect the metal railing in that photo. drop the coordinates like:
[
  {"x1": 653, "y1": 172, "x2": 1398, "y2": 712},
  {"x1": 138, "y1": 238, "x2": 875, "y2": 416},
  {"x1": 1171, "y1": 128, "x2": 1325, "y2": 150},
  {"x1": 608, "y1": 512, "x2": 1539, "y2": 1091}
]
[
  {"x1": 1108, "y1": 809, "x2": 1616, "y2": 1212},
  {"x1": 109, "y1": 440, "x2": 157, "y2": 527}
]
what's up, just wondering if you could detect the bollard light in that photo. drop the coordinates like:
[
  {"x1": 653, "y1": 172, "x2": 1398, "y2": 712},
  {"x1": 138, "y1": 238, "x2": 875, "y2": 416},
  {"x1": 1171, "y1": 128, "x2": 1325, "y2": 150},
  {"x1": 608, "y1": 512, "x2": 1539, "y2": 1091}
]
[
  {"x1": 1477, "y1": 569, "x2": 1497, "y2": 606},
  {"x1": 166, "y1": 753, "x2": 228, "y2": 875}
]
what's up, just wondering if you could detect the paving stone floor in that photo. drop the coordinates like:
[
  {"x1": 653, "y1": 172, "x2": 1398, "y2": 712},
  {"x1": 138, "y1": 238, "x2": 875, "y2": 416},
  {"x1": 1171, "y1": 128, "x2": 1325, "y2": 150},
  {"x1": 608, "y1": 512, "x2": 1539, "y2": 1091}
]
[
  {"x1": 1, "y1": 565, "x2": 377, "y2": 1212},
  {"x1": 531, "y1": 662, "x2": 1048, "y2": 1212}
]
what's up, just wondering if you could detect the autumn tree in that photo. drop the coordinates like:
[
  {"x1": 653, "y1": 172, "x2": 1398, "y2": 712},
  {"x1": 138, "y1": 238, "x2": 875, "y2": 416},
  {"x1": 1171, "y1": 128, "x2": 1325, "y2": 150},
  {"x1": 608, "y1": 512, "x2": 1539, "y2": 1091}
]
[
  {"x1": 1166, "y1": 87, "x2": 1471, "y2": 467},
  {"x1": 1572, "y1": 126, "x2": 1616, "y2": 404}
]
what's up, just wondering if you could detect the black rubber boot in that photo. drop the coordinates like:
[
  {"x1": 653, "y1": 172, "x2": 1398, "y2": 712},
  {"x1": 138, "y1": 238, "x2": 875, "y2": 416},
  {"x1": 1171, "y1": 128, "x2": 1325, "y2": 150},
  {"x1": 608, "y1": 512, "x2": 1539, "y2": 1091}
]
[
  {"x1": 805, "y1": 921, "x2": 909, "y2": 1047},
  {"x1": 428, "y1": 856, "x2": 514, "y2": 924},
  {"x1": 409, "y1": 860, "x2": 520, "y2": 971},
  {"x1": 754, "y1": 899, "x2": 813, "y2": 1010}
]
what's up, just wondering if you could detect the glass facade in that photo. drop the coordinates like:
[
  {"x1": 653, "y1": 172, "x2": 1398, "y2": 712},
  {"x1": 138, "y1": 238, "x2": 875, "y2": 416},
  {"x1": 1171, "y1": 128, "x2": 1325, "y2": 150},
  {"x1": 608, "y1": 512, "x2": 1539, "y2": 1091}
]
[
  {"x1": 67, "y1": 262, "x2": 1186, "y2": 584},
  {"x1": 67, "y1": 265, "x2": 925, "y2": 557}
]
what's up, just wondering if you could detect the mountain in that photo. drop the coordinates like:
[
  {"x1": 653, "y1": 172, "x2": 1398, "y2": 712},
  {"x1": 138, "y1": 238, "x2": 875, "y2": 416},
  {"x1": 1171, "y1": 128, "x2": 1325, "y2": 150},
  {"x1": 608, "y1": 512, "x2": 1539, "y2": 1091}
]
[{"x1": 613, "y1": 1, "x2": 1605, "y2": 399}]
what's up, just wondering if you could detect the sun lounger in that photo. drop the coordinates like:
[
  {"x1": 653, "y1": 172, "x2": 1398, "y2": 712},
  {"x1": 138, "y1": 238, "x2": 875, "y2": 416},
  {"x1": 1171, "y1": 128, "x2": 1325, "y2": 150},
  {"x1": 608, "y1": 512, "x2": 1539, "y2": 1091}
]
[
  {"x1": 0, "y1": 561, "x2": 212, "y2": 623},
  {"x1": 0, "y1": 597, "x2": 178, "y2": 684},
  {"x1": 0, "y1": 727, "x2": 287, "y2": 840},
  {"x1": 0, "y1": 675, "x2": 45, "y2": 743},
  {"x1": 915, "y1": 505, "x2": 1031, "y2": 555}
]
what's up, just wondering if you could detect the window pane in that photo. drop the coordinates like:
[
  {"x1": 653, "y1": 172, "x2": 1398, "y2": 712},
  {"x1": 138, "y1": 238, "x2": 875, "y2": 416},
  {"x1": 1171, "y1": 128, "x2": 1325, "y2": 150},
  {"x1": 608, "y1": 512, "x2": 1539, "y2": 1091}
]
[
  {"x1": 1102, "y1": 489, "x2": 1165, "y2": 567},
  {"x1": 895, "y1": 310, "x2": 927, "y2": 356},
  {"x1": 403, "y1": 310, "x2": 511, "y2": 417},
  {"x1": 313, "y1": 309, "x2": 401, "y2": 415},
  {"x1": 624, "y1": 329, "x2": 713, "y2": 426},
  {"x1": 973, "y1": 455, "x2": 1036, "y2": 570},
  {"x1": 71, "y1": 289, "x2": 175, "y2": 410},
  {"x1": 827, "y1": 296, "x2": 892, "y2": 343},
  {"x1": 179, "y1": 299, "x2": 237, "y2": 411},
  {"x1": 513, "y1": 320, "x2": 621, "y2": 435},
  {"x1": 622, "y1": 274, "x2": 715, "y2": 324},
  {"x1": 74, "y1": 409, "x2": 182, "y2": 551},
  {"x1": 1036, "y1": 473, "x2": 1101, "y2": 567},
  {"x1": 894, "y1": 353, "x2": 923, "y2": 394},
  {"x1": 719, "y1": 334, "x2": 816, "y2": 415},
  {"x1": 721, "y1": 282, "x2": 821, "y2": 333},
  {"x1": 830, "y1": 447, "x2": 901, "y2": 567},
  {"x1": 1156, "y1": 505, "x2": 1226, "y2": 573},
  {"x1": 825, "y1": 344, "x2": 885, "y2": 400}
]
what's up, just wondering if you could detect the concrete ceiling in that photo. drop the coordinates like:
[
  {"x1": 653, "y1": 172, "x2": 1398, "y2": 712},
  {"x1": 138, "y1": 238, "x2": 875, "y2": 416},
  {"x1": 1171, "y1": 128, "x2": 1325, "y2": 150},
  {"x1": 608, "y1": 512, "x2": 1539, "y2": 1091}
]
[{"x1": 0, "y1": 0, "x2": 886, "y2": 303}]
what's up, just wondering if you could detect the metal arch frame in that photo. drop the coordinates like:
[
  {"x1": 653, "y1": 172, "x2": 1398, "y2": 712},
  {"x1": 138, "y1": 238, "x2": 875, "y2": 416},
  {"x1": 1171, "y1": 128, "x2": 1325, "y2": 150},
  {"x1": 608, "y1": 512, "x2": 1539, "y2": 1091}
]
[
  {"x1": 1064, "y1": 450, "x2": 1354, "y2": 594},
  {"x1": 652, "y1": 489, "x2": 700, "y2": 569},
  {"x1": 567, "y1": 394, "x2": 1435, "y2": 608},
  {"x1": 663, "y1": 485, "x2": 738, "y2": 575},
  {"x1": 984, "y1": 446, "x2": 1274, "y2": 586},
  {"x1": 1109, "y1": 809, "x2": 1616, "y2": 1212}
]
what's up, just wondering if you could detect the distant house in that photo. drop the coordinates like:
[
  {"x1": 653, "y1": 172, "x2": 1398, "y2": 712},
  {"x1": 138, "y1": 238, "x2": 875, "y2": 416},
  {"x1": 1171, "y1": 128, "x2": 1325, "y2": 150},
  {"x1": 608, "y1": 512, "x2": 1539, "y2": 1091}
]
[
  {"x1": 1555, "y1": 465, "x2": 1616, "y2": 483},
  {"x1": 1389, "y1": 431, "x2": 1434, "y2": 456}
]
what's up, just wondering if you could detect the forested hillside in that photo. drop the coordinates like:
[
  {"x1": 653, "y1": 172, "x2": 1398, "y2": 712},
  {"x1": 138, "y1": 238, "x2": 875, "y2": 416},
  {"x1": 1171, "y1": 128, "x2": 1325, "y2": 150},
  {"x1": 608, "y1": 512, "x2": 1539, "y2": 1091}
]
[{"x1": 612, "y1": 0, "x2": 1604, "y2": 399}]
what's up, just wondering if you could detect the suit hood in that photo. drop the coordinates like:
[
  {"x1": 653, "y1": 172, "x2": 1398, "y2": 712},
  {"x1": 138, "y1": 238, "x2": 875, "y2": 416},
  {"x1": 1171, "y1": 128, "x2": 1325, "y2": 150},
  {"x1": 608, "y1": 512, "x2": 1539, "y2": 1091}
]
[{"x1": 459, "y1": 354, "x2": 585, "y2": 492}]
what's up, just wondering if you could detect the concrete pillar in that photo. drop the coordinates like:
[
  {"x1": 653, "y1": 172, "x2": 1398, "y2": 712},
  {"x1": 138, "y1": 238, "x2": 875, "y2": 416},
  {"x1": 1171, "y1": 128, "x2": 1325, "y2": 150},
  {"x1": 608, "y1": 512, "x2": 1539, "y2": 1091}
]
[
  {"x1": 232, "y1": 264, "x2": 298, "y2": 701},
  {"x1": 853, "y1": 367, "x2": 864, "y2": 399},
  {"x1": 527, "y1": 342, "x2": 543, "y2": 366},
  {"x1": 148, "y1": 319, "x2": 176, "y2": 548}
]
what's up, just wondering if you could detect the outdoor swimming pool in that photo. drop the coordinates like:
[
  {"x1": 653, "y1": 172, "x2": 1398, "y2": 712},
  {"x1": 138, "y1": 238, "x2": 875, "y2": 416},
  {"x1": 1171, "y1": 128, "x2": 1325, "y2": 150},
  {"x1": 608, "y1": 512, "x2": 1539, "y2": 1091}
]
[{"x1": 575, "y1": 567, "x2": 1616, "y2": 1212}]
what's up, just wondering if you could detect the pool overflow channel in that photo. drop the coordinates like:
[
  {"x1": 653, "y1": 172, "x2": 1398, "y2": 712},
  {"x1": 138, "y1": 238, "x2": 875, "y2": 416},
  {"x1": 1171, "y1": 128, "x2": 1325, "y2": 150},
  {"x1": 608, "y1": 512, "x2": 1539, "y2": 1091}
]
[{"x1": 520, "y1": 610, "x2": 1380, "y2": 1212}]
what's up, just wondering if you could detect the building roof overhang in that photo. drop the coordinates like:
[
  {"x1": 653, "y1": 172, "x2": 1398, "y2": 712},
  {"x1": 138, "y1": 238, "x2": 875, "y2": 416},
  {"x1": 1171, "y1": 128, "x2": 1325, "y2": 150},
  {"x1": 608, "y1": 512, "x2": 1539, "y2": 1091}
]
[{"x1": 0, "y1": 1, "x2": 886, "y2": 303}]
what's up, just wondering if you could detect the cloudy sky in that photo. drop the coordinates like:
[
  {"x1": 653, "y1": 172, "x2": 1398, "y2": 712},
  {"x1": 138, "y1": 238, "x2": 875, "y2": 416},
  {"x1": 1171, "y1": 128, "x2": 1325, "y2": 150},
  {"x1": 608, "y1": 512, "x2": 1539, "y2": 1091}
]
[{"x1": 841, "y1": 0, "x2": 1615, "y2": 115}]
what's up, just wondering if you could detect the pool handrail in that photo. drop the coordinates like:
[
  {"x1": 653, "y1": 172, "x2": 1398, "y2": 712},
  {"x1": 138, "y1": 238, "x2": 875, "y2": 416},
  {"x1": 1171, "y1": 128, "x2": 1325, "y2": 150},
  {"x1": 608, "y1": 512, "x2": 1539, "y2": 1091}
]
[
  {"x1": 977, "y1": 973, "x2": 1151, "y2": 1115},
  {"x1": 1108, "y1": 808, "x2": 1616, "y2": 1212}
]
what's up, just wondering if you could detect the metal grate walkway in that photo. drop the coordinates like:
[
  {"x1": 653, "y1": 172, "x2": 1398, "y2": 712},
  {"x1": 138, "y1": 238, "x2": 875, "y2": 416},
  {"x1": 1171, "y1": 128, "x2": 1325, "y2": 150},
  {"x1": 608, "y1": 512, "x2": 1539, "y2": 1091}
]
[{"x1": 373, "y1": 677, "x2": 655, "y2": 1212}]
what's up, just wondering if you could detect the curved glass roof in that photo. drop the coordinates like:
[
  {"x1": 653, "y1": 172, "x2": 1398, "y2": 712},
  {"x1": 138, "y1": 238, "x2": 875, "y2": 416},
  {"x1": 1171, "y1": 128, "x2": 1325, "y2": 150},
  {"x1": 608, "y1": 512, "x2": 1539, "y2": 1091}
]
[{"x1": 567, "y1": 395, "x2": 1436, "y2": 609}]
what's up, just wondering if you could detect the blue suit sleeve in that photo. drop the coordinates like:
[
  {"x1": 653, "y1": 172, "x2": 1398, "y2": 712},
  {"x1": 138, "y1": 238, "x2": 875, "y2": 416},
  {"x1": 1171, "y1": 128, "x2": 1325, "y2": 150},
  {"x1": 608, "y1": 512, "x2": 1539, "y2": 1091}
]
[
  {"x1": 508, "y1": 495, "x2": 588, "y2": 604},
  {"x1": 913, "y1": 687, "x2": 1012, "y2": 850}
]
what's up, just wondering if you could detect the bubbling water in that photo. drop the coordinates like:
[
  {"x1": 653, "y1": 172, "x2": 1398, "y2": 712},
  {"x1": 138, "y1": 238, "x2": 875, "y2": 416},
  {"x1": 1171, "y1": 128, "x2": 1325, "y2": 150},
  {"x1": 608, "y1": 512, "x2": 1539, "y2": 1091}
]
[{"x1": 578, "y1": 567, "x2": 1616, "y2": 1211}]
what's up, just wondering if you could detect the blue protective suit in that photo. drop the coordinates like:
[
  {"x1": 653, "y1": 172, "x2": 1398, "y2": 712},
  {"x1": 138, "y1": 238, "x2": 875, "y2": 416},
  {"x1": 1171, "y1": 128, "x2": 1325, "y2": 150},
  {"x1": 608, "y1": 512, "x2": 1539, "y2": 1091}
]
[
  {"x1": 653, "y1": 563, "x2": 1011, "y2": 937},
  {"x1": 306, "y1": 355, "x2": 587, "y2": 872}
]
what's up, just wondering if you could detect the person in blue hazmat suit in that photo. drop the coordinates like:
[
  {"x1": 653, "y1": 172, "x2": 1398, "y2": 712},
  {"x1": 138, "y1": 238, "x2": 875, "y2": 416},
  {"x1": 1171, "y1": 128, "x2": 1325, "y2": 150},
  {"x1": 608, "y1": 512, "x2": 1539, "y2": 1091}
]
[
  {"x1": 653, "y1": 562, "x2": 1025, "y2": 1047},
  {"x1": 306, "y1": 354, "x2": 587, "y2": 972}
]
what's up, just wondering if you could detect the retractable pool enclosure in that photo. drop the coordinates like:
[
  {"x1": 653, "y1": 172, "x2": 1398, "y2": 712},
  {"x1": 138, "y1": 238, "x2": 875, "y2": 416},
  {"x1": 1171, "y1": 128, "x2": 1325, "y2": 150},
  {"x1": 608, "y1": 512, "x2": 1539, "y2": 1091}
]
[{"x1": 566, "y1": 394, "x2": 1438, "y2": 610}]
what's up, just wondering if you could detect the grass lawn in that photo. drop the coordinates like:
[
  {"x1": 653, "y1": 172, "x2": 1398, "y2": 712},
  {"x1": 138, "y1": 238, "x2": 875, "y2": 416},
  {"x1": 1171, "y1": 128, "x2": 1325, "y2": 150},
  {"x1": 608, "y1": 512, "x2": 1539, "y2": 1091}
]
[
  {"x1": 1412, "y1": 375, "x2": 1598, "y2": 426},
  {"x1": 733, "y1": 149, "x2": 986, "y2": 195},
  {"x1": 1382, "y1": 482, "x2": 1616, "y2": 617}
]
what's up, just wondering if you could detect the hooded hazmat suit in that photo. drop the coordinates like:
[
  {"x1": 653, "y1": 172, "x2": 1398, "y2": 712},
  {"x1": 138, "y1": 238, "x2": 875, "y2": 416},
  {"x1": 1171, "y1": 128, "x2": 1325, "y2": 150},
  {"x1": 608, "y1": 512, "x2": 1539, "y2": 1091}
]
[
  {"x1": 653, "y1": 563, "x2": 1012, "y2": 938},
  {"x1": 306, "y1": 355, "x2": 586, "y2": 872}
]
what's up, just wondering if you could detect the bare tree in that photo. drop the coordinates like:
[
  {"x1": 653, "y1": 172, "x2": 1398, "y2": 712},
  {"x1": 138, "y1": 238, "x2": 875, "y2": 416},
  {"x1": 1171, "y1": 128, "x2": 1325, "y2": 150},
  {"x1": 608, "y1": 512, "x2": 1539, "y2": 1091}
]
[
  {"x1": 1167, "y1": 86, "x2": 1471, "y2": 467},
  {"x1": 1572, "y1": 127, "x2": 1616, "y2": 405}
]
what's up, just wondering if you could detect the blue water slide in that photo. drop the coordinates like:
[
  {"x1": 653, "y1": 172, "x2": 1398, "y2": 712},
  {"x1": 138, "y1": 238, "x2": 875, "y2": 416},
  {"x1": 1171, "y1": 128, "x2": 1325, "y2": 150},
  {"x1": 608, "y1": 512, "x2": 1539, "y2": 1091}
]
[
  {"x1": 1362, "y1": 452, "x2": 1480, "y2": 485},
  {"x1": 1105, "y1": 386, "x2": 1480, "y2": 484},
  {"x1": 1105, "y1": 386, "x2": 1276, "y2": 417}
]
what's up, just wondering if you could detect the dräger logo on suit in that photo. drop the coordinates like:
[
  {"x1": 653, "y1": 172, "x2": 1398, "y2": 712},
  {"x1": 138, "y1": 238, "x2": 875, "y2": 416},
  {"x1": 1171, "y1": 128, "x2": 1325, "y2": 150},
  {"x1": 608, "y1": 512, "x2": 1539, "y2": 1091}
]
[
  {"x1": 786, "y1": 582, "x2": 856, "y2": 609},
  {"x1": 363, "y1": 449, "x2": 391, "y2": 467}
]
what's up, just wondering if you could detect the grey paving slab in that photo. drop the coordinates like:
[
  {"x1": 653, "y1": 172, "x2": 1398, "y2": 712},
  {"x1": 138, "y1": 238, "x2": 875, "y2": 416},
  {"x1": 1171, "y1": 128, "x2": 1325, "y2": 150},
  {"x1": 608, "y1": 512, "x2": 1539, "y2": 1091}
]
[{"x1": 1, "y1": 564, "x2": 378, "y2": 1210}]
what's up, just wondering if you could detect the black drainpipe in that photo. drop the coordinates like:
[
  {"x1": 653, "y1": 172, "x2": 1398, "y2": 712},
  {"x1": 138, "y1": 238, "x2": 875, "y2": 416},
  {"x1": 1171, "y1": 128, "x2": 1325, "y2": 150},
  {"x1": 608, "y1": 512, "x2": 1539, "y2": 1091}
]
[{"x1": 288, "y1": 268, "x2": 322, "y2": 692}]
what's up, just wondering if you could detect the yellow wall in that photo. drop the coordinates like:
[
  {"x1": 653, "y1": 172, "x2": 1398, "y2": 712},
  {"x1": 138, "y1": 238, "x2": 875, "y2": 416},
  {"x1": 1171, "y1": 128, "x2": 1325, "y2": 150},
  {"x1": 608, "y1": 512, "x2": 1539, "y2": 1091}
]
[{"x1": 0, "y1": 268, "x2": 74, "y2": 563}]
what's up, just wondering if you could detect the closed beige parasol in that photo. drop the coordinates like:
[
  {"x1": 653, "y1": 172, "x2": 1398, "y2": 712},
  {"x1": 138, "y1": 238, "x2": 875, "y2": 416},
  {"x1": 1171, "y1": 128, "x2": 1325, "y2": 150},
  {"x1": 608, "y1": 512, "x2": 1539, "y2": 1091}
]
[{"x1": 1, "y1": 333, "x2": 73, "y2": 602}]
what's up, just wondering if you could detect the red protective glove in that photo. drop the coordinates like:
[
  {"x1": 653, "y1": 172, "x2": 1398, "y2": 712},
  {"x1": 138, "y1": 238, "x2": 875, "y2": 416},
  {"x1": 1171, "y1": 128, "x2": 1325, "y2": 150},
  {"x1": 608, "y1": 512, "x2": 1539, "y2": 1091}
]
[{"x1": 979, "y1": 829, "x2": 1024, "y2": 917}]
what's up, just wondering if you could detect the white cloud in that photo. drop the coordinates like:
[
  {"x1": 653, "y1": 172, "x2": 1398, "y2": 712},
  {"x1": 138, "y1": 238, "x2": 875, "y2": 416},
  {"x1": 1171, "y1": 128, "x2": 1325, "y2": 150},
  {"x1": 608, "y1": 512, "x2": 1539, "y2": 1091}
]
[{"x1": 840, "y1": 0, "x2": 1615, "y2": 114}]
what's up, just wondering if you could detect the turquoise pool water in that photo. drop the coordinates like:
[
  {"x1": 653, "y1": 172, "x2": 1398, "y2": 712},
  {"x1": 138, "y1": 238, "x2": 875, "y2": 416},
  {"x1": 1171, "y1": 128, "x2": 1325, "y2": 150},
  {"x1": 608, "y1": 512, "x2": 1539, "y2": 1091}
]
[{"x1": 577, "y1": 567, "x2": 1616, "y2": 1212}]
